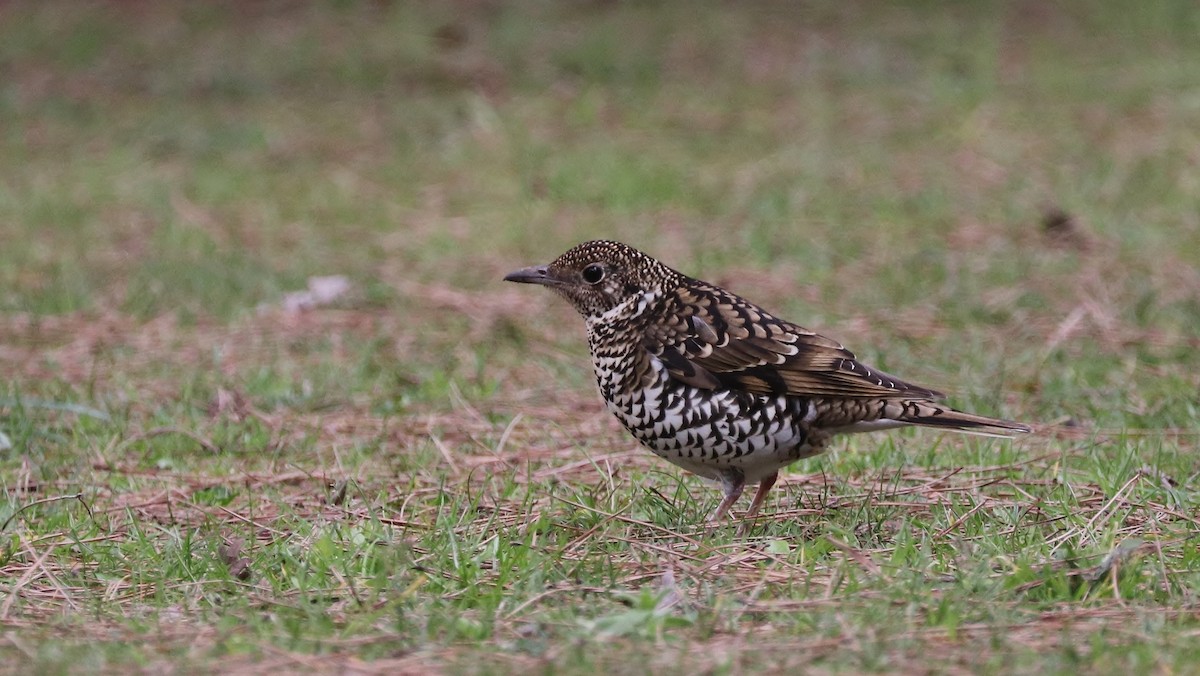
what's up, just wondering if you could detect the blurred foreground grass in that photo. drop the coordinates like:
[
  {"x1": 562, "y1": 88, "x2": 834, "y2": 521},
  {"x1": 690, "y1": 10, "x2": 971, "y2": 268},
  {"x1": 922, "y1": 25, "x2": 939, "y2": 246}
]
[{"x1": 1, "y1": 1, "x2": 1199, "y2": 672}]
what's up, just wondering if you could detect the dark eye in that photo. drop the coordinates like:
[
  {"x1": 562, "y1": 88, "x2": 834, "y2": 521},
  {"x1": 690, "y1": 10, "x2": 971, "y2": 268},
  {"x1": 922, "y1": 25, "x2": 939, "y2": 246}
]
[{"x1": 582, "y1": 264, "x2": 605, "y2": 284}]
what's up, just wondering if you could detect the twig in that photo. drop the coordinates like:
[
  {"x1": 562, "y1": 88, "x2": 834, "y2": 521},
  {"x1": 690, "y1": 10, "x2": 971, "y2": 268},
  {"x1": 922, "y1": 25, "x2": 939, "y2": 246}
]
[
  {"x1": 824, "y1": 535, "x2": 882, "y2": 576},
  {"x1": 1, "y1": 493, "x2": 93, "y2": 532},
  {"x1": 935, "y1": 498, "x2": 990, "y2": 538}
]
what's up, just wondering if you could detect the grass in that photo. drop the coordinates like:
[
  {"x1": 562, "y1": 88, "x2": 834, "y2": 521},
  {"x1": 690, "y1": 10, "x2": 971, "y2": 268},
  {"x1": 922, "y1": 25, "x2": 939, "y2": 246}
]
[{"x1": 2, "y1": 0, "x2": 1200, "y2": 672}]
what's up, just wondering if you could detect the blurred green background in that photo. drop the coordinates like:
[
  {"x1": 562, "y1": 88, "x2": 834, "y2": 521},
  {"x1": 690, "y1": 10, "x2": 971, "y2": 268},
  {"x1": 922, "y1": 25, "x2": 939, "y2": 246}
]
[
  {"x1": 4, "y1": 1, "x2": 1197, "y2": 310},
  {"x1": 5, "y1": 0, "x2": 1198, "y2": 424}
]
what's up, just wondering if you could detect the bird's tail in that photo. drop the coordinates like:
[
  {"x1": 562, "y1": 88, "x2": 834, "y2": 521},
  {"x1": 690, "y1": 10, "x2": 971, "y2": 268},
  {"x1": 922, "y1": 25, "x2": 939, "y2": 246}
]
[
  {"x1": 898, "y1": 400, "x2": 1031, "y2": 438},
  {"x1": 814, "y1": 398, "x2": 1032, "y2": 437}
]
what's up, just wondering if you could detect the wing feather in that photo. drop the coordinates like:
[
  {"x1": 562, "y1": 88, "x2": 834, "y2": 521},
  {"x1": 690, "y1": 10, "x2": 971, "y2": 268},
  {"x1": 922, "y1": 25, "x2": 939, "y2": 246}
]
[{"x1": 644, "y1": 280, "x2": 943, "y2": 400}]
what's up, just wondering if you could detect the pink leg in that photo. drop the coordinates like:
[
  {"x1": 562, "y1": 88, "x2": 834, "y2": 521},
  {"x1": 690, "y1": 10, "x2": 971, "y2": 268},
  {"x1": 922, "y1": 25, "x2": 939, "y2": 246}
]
[
  {"x1": 709, "y1": 470, "x2": 745, "y2": 522},
  {"x1": 744, "y1": 472, "x2": 778, "y2": 519}
]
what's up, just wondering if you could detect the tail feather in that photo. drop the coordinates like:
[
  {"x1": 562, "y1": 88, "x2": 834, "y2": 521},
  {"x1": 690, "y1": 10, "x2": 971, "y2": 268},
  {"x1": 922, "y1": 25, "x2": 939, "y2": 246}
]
[
  {"x1": 900, "y1": 401, "x2": 1031, "y2": 438},
  {"x1": 813, "y1": 398, "x2": 1032, "y2": 437}
]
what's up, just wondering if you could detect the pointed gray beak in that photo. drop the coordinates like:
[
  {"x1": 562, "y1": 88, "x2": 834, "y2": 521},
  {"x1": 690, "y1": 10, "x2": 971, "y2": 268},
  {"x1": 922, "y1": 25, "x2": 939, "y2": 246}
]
[{"x1": 503, "y1": 265, "x2": 557, "y2": 286}]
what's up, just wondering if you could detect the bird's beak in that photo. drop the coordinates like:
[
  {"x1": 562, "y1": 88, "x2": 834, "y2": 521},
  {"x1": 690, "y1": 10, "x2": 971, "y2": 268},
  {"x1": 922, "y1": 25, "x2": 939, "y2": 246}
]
[{"x1": 503, "y1": 265, "x2": 559, "y2": 286}]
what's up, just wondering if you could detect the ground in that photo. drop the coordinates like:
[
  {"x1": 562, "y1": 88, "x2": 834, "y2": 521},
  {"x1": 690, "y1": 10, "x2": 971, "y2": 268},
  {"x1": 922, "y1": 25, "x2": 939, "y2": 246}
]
[{"x1": 1, "y1": 1, "x2": 1199, "y2": 673}]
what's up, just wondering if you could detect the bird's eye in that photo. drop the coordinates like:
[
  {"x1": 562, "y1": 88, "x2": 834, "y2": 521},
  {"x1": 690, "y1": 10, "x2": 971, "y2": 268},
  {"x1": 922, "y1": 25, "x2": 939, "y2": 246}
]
[{"x1": 582, "y1": 264, "x2": 605, "y2": 284}]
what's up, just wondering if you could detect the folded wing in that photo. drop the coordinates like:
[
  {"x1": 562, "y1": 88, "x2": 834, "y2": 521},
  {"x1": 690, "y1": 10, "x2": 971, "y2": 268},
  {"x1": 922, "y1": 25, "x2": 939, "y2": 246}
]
[{"x1": 643, "y1": 280, "x2": 944, "y2": 400}]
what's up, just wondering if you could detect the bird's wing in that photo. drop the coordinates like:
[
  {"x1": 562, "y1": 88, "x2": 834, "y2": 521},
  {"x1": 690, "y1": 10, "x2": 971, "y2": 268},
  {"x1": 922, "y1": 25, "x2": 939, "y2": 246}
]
[{"x1": 643, "y1": 279, "x2": 944, "y2": 399}]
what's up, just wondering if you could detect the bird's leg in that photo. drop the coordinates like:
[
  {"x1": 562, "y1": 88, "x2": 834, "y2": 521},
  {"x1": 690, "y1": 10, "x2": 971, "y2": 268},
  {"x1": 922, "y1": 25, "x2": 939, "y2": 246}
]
[
  {"x1": 744, "y1": 472, "x2": 778, "y2": 519},
  {"x1": 736, "y1": 472, "x2": 779, "y2": 536},
  {"x1": 709, "y1": 469, "x2": 745, "y2": 522}
]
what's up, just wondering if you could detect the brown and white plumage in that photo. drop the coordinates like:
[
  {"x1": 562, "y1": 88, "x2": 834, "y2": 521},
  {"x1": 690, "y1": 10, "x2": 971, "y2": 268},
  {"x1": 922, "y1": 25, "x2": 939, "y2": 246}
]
[{"x1": 505, "y1": 240, "x2": 1030, "y2": 522}]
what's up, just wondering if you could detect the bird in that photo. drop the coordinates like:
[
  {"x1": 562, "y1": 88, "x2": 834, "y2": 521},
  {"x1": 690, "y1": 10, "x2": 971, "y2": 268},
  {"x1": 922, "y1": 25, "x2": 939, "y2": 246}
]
[{"x1": 504, "y1": 240, "x2": 1031, "y2": 522}]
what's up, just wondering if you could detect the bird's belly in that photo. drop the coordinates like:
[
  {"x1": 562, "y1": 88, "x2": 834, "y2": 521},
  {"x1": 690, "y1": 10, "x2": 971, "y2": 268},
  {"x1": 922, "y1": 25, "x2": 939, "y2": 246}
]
[{"x1": 603, "y1": 371, "x2": 812, "y2": 479}]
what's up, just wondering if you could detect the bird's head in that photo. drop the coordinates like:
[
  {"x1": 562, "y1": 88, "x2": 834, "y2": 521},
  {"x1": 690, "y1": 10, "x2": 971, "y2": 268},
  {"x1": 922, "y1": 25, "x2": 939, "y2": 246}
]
[{"x1": 504, "y1": 240, "x2": 673, "y2": 319}]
